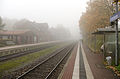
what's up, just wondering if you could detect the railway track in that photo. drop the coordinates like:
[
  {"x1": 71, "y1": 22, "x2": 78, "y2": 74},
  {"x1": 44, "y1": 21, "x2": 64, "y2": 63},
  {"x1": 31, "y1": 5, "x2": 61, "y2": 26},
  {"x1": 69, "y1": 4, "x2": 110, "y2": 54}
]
[
  {"x1": 0, "y1": 43, "x2": 58, "y2": 62},
  {"x1": 16, "y1": 43, "x2": 75, "y2": 79}
]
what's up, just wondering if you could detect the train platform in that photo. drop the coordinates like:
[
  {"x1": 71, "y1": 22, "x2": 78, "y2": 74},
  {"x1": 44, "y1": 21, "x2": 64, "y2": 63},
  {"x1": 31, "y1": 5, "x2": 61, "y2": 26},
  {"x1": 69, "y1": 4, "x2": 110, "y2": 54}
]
[{"x1": 60, "y1": 42, "x2": 117, "y2": 79}]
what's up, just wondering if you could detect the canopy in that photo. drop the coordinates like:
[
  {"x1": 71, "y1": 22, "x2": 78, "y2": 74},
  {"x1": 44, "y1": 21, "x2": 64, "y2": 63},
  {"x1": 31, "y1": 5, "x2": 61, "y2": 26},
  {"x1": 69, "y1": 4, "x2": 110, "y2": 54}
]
[{"x1": 92, "y1": 27, "x2": 120, "y2": 35}]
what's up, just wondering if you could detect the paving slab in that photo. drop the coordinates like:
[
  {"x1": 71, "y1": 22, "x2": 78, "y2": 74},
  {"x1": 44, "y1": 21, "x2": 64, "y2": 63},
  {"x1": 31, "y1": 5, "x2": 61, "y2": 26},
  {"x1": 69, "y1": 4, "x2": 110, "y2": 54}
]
[
  {"x1": 61, "y1": 44, "x2": 78, "y2": 79},
  {"x1": 82, "y1": 43, "x2": 117, "y2": 79}
]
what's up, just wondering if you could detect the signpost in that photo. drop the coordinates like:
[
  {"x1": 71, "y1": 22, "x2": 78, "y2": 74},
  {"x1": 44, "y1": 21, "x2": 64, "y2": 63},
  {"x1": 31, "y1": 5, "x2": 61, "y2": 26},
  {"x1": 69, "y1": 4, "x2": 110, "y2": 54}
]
[
  {"x1": 111, "y1": 0, "x2": 119, "y2": 66},
  {"x1": 115, "y1": 0, "x2": 119, "y2": 66}
]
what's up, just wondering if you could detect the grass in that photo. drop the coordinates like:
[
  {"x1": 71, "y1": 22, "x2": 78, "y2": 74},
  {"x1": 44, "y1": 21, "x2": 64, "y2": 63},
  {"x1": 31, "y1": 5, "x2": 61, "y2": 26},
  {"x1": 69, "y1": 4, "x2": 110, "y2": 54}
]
[
  {"x1": 116, "y1": 65, "x2": 120, "y2": 72},
  {"x1": 0, "y1": 44, "x2": 67, "y2": 77}
]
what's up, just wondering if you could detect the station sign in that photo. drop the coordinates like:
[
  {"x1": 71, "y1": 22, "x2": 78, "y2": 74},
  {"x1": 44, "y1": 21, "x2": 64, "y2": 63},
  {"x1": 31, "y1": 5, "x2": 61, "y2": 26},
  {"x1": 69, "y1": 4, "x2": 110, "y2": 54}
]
[
  {"x1": 112, "y1": 0, "x2": 120, "y2": 3},
  {"x1": 110, "y1": 11, "x2": 120, "y2": 22}
]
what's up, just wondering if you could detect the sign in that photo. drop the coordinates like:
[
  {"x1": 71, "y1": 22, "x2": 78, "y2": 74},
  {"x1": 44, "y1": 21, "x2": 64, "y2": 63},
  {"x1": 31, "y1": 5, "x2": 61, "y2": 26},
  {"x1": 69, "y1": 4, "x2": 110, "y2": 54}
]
[
  {"x1": 112, "y1": 0, "x2": 120, "y2": 3},
  {"x1": 110, "y1": 11, "x2": 120, "y2": 22}
]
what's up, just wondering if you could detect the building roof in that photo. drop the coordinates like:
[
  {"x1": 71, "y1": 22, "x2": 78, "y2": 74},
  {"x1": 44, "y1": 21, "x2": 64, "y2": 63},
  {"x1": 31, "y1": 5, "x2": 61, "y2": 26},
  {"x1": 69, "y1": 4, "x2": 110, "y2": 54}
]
[
  {"x1": 92, "y1": 27, "x2": 120, "y2": 35},
  {"x1": 0, "y1": 30, "x2": 31, "y2": 36}
]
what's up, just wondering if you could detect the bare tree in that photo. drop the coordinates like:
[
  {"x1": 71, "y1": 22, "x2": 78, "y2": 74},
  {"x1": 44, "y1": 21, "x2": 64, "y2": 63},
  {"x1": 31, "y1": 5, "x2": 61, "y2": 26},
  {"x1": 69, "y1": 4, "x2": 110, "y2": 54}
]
[{"x1": 0, "y1": 17, "x2": 5, "y2": 30}]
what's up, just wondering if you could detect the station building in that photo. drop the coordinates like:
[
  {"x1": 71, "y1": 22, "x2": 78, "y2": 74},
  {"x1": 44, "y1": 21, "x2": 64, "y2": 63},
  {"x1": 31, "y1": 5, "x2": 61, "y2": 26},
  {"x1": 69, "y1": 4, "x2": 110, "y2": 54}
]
[{"x1": 0, "y1": 30, "x2": 37, "y2": 45}]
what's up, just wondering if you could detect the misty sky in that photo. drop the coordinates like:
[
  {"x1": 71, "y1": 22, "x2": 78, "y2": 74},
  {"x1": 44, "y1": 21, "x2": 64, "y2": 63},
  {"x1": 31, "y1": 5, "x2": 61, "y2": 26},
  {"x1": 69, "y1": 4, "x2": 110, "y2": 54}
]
[{"x1": 0, "y1": 0, "x2": 89, "y2": 39}]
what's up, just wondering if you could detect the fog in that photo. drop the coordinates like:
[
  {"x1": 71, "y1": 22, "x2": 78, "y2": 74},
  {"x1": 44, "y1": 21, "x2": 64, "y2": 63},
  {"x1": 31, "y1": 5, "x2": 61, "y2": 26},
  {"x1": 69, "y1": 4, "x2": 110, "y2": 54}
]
[{"x1": 0, "y1": 0, "x2": 89, "y2": 40}]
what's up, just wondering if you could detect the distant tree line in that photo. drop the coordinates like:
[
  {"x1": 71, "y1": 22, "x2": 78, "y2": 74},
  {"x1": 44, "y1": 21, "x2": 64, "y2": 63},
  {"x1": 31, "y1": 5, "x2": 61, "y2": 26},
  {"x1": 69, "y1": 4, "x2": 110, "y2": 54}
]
[{"x1": 2, "y1": 18, "x2": 71, "y2": 42}]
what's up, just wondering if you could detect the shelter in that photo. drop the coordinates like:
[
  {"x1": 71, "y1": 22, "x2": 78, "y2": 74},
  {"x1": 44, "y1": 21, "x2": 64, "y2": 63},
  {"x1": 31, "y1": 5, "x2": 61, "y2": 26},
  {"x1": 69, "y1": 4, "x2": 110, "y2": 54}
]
[{"x1": 92, "y1": 27, "x2": 120, "y2": 61}]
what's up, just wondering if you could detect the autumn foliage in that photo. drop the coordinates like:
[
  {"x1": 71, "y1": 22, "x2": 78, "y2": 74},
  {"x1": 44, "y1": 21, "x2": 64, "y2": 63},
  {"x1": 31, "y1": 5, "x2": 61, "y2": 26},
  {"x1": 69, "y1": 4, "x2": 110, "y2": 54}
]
[{"x1": 79, "y1": 0, "x2": 112, "y2": 36}]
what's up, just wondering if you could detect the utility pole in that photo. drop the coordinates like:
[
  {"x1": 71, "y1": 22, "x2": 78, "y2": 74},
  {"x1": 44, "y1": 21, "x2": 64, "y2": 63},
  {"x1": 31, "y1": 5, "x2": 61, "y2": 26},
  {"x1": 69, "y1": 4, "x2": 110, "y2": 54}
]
[{"x1": 115, "y1": 0, "x2": 119, "y2": 66}]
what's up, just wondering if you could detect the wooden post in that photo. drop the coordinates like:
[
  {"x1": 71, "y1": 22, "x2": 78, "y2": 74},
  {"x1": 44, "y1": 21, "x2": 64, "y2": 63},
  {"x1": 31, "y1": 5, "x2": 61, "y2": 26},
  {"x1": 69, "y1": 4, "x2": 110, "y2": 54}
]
[
  {"x1": 95, "y1": 35, "x2": 96, "y2": 53},
  {"x1": 103, "y1": 33, "x2": 106, "y2": 61}
]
